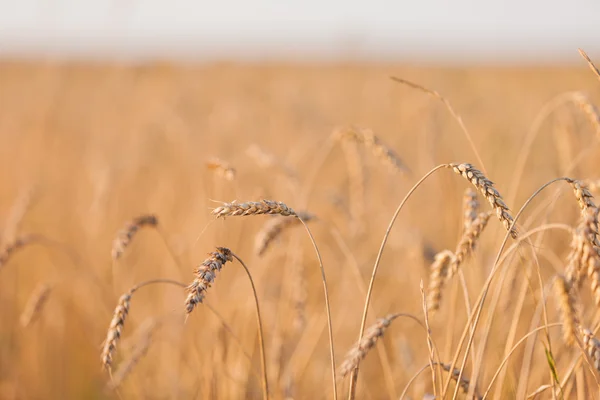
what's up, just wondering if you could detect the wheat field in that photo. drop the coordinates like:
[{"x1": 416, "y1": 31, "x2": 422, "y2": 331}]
[{"x1": 1, "y1": 54, "x2": 600, "y2": 399}]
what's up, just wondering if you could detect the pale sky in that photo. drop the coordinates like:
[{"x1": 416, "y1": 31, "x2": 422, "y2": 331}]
[{"x1": 0, "y1": 0, "x2": 599, "y2": 62}]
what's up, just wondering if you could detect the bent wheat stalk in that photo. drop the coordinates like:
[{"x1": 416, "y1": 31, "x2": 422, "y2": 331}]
[
  {"x1": 211, "y1": 204, "x2": 335, "y2": 399},
  {"x1": 350, "y1": 163, "x2": 512, "y2": 396},
  {"x1": 231, "y1": 251, "x2": 269, "y2": 400},
  {"x1": 348, "y1": 164, "x2": 448, "y2": 398},
  {"x1": 442, "y1": 177, "x2": 571, "y2": 398},
  {"x1": 101, "y1": 279, "x2": 186, "y2": 372},
  {"x1": 185, "y1": 248, "x2": 268, "y2": 399}
]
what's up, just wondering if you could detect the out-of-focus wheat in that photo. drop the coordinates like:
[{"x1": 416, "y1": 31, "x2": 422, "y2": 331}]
[
  {"x1": 20, "y1": 283, "x2": 52, "y2": 328},
  {"x1": 338, "y1": 314, "x2": 401, "y2": 378},
  {"x1": 254, "y1": 212, "x2": 315, "y2": 256},
  {"x1": 334, "y1": 126, "x2": 410, "y2": 174},
  {"x1": 553, "y1": 275, "x2": 579, "y2": 347},
  {"x1": 111, "y1": 215, "x2": 159, "y2": 260},
  {"x1": 463, "y1": 188, "x2": 479, "y2": 231}
]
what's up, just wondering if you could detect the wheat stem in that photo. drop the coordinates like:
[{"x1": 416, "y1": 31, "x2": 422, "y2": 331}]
[
  {"x1": 348, "y1": 164, "x2": 448, "y2": 399},
  {"x1": 229, "y1": 251, "x2": 269, "y2": 400}
]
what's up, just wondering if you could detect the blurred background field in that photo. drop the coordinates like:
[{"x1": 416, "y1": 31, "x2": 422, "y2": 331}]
[{"x1": 0, "y1": 60, "x2": 599, "y2": 399}]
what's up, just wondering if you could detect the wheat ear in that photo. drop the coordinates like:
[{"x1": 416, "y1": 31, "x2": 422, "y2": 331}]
[
  {"x1": 448, "y1": 163, "x2": 517, "y2": 238},
  {"x1": 254, "y1": 212, "x2": 315, "y2": 256},
  {"x1": 111, "y1": 214, "x2": 159, "y2": 260},
  {"x1": 338, "y1": 314, "x2": 401, "y2": 378},
  {"x1": 212, "y1": 200, "x2": 296, "y2": 218},
  {"x1": 184, "y1": 247, "x2": 233, "y2": 314},
  {"x1": 20, "y1": 283, "x2": 52, "y2": 328},
  {"x1": 554, "y1": 275, "x2": 580, "y2": 347},
  {"x1": 566, "y1": 178, "x2": 597, "y2": 212}
]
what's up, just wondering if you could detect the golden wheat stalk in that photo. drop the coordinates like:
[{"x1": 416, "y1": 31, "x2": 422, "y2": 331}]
[
  {"x1": 184, "y1": 247, "x2": 233, "y2": 314},
  {"x1": 426, "y1": 250, "x2": 456, "y2": 312},
  {"x1": 338, "y1": 314, "x2": 401, "y2": 378},
  {"x1": 448, "y1": 163, "x2": 517, "y2": 238},
  {"x1": 334, "y1": 126, "x2": 409, "y2": 174},
  {"x1": 212, "y1": 200, "x2": 296, "y2": 218},
  {"x1": 0, "y1": 235, "x2": 35, "y2": 271},
  {"x1": 20, "y1": 283, "x2": 52, "y2": 328},
  {"x1": 450, "y1": 211, "x2": 493, "y2": 276},
  {"x1": 254, "y1": 212, "x2": 315, "y2": 256},
  {"x1": 206, "y1": 157, "x2": 236, "y2": 181},
  {"x1": 554, "y1": 275, "x2": 580, "y2": 347},
  {"x1": 463, "y1": 188, "x2": 479, "y2": 231},
  {"x1": 111, "y1": 214, "x2": 159, "y2": 260}
]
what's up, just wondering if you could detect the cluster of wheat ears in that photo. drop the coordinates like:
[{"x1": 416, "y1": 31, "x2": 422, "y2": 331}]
[{"x1": 3, "y1": 49, "x2": 600, "y2": 399}]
